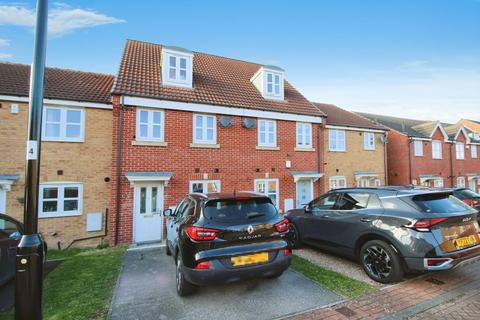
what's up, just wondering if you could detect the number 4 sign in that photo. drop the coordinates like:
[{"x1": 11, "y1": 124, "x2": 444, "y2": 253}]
[{"x1": 26, "y1": 140, "x2": 38, "y2": 160}]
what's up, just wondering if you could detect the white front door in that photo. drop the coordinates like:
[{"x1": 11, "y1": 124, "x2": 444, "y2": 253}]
[
  {"x1": 0, "y1": 189, "x2": 6, "y2": 214},
  {"x1": 296, "y1": 180, "x2": 313, "y2": 208},
  {"x1": 134, "y1": 184, "x2": 163, "y2": 243}
]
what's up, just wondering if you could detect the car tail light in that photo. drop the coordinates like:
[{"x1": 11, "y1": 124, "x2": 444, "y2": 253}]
[
  {"x1": 283, "y1": 248, "x2": 292, "y2": 257},
  {"x1": 274, "y1": 219, "x2": 289, "y2": 233},
  {"x1": 186, "y1": 226, "x2": 219, "y2": 241},
  {"x1": 410, "y1": 218, "x2": 448, "y2": 231},
  {"x1": 463, "y1": 199, "x2": 476, "y2": 207},
  {"x1": 194, "y1": 261, "x2": 212, "y2": 269}
]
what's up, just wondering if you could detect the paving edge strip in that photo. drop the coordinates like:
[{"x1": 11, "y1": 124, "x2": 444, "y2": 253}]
[{"x1": 378, "y1": 278, "x2": 480, "y2": 320}]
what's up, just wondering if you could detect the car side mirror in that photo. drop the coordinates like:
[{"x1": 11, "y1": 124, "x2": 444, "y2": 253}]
[
  {"x1": 9, "y1": 231, "x2": 22, "y2": 241},
  {"x1": 164, "y1": 209, "x2": 173, "y2": 217}
]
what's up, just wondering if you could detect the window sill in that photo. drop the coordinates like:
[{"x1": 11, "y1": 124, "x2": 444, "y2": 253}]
[
  {"x1": 39, "y1": 212, "x2": 82, "y2": 219},
  {"x1": 132, "y1": 140, "x2": 168, "y2": 147},
  {"x1": 42, "y1": 138, "x2": 84, "y2": 143},
  {"x1": 295, "y1": 147, "x2": 315, "y2": 152},
  {"x1": 190, "y1": 143, "x2": 220, "y2": 149},
  {"x1": 256, "y1": 146, "x2": 280, "y2": 151},
  {"x1": 328, "y1": 149, "x2": 347, "y2": 153},
  {"x1": 364, "y1": 149, "x2": 376, "y2": 151}
]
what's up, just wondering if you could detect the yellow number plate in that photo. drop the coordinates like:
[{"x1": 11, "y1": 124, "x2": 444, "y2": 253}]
[
  {"x1": 454, "y1": 235, "x2": 478, "y2": 250},
  {"x1": 231, "y1": 252, "x2": 269, "y2": 267}
]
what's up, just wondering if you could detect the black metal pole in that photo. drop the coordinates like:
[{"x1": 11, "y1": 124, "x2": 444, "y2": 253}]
[{"x1": 15, "y1": 0, "x2": 48, "y2": 319}]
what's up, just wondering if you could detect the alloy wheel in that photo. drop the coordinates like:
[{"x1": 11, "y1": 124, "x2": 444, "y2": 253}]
[{"x1": 362, "y1": 245, "x2": 392, "y2": 279}]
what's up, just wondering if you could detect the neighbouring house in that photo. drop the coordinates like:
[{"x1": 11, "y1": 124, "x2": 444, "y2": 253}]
[
  {"x1": 313, "y1": 103, "x2": 388, "y2": 190},
  {"x1": 110, "y1": 40, "x2": 326, "y2": 244},
  {"x1": 0, "y1": 62, "x2": 114, "y2": 249},
  {"x1": 360, "y1": 113, "x2": 480, "y2": 190}
]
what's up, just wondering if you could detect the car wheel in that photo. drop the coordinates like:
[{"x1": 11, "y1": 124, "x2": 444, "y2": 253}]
[
  {"x1": 360, "y1": 240, "x2": 404, "y2": 284},
  {"x1": 165, "y1": 242, "x2": 172, "y2": 256},
  {"x1": 288, "y1": 223, "x2": 302, "y2": 249},
  {"x1": 176, "y1": 255, "x2": 195, "y2": 297}
]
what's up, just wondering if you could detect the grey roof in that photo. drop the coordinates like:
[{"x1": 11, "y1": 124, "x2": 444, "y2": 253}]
[
  {"x1": 0, "y1": 174, "x2": 20, "y2": 181},
  {"x1": 358, "y1": 113, "x2": 429, "y2": 138},
  {"x1": 125, "y1": 172, "x2": 173, "y2": 177}
]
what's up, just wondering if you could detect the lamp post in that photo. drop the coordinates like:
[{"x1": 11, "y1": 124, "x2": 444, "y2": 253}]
[{"x1": 15, "y1": 0, "x2": 48, "y2": 319}]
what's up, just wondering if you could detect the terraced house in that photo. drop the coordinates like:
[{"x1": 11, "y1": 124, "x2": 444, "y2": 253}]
[
  {"x1": 0, "y1": 62, "x2": 114, "y2": 249},
  {"x1": 110, "y1": 40, "x2": 326, "y2": 244},
  {"x1": 313, "y1": 103, "x2": 388, "y2": 190},
  {"x1": 360, "y1": 113, "x2": 480, "y2": 190}
]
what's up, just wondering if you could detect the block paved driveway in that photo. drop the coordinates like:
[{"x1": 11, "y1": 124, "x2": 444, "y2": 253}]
[
  {"x1": 288, "y1": 256, "x2": 480, "y2": 320},
  {"x1": 108, "y1": 247, "x2": 342, "y2": 320}
]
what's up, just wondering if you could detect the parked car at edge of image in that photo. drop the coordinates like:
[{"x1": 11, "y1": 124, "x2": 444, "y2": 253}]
[
  {"x1": 164, "y1": 191, "x2": 291, "y2": 296},
  {"x1": 447, "y1": 188, "x2": 480, "y2": 212},
  {"x1": 285, "y1": 187, "x2": 480, "y2": 284},
  {"x1": 0, "y1": 213, "x2": 48, "y2": 286}
]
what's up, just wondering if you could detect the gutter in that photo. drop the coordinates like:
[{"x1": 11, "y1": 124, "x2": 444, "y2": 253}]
[
  {"x1": 114, "y1": 95, "x2": 125, "y2": 245},
  {"x1": 449, "y1": 143, "x2": 454, "y2": 187},
  {"x1": 384, "y1": 133, "x2": 388, "y2": 185},
  {"x1": 408, "y1": 138, "x2": 413, "y2": 184},
  {"x1": 317, "y1": 123, "x2": 323, "y2": 194}
]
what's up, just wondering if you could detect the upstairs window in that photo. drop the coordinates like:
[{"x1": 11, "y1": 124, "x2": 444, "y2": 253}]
[
  {"x1": 364, "y1": 132, "x2": 375, "y2": 150},
  {"x1": 193, "y1": 114, "x2": 216, "y2": 144},
  {"x1": 456, "y1": 143, "x2": 465, "y2": 160},
  {"x1": 266, "y1": 72, "x2": 281, "y2": 96},
  {"x1": 471, "y1": 145, "x2": 478, "y2": 158},
  {"x1": 329, "y1": 129, "x2": 346, "y2": 152},
  {"x1": 296, "y1": 123, "x2": 312, "y2": 148},
  {"x1": 251, "y1": 66, "x2": 285, "y2": 100},
  {"x1": 136, "y1": 109, "x2": 164, "y2": 141},
  {"x1": 432, "y1": 140, "x2": 442, "y2": 159},
  {"x1": 162, "y1": 47, "x2": 193, "y2": 88},
  {"x1": 258, "y1": 119, "x2": 277, "y2": 147},
  {"x1": 414, "y1": 140, "x2": 424, "y2": 156},
  {"x1": 42, "y1": 107, "x2": 84, "y2": 142}
]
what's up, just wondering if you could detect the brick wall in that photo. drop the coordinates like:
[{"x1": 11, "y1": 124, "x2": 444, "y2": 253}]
[
  {"x1": 0, "y1": 99, "x2": 112, "y2": 249},
  {"x1": 324, "y1": 129, "x2": 386, "y2": 188},
  {"x1": 109, "y1": 95, "x2": 324, "y2": 244}
]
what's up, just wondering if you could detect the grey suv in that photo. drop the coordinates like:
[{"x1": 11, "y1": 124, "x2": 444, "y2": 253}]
[{"x1": 285, "y1": 187, "x2": 480, "y2": 283}]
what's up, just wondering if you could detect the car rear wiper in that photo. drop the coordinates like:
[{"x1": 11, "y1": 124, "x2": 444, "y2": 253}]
[{"x1": 247, "y1": 212, "x2": 265, "y2": 219}]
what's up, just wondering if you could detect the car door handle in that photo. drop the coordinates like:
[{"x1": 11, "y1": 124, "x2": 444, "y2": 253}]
[
  {"x1": 360, "y1": 218, "x2": 372, "y2": 223},
  {"x1": 321, "y1": 215, "x2": 330, "y2": 218}
]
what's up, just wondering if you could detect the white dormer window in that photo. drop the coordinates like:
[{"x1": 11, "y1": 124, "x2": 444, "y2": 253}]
[
  {"x1": 251, "y1": 66, "x2": 285, "y2": 100},
  {"x1": 161, "y1": 46, "x2": 193, "y2": 88}
]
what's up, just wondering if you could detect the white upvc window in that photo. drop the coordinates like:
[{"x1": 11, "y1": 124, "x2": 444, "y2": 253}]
[
  {"x1": 374, "y1": 179, "x2": 382, "y2": 187},
  {"x1": 456, "y1": 143, "x2": 465, "y2": 160},
  {"x1": 42, "y1": 107, "x2": 84, "y2": 142},
  {"x1": 193, "y1": 114, "x2": 216, "y2": 144},
  {"x1": 329, "y1": 176, "x2": 347, "y2": 190},
  {"x1": 254, "y1": 179, "x2": 279, "y2": 206},
  {"x1": 136, "y1": 109, "x2": 164, "y2": 141},
  {"x1": 364, "y1": 132, "x2": 375, "y2": 150},
  {"x1": 190, "y1": 180, "x2": 221, "y2": 194},
  {"x1": 432, "y1": 140, "x2": 442, "y2": 159},
  {"x1": 266, "y1": 72, "x2": 282, "y2": 97},
  {"x1": 296, "y1": 122, "x2": 312, "y2": 148},
  {"x1": 39, "y1": 183, "x2": 83, "y2": 218},
  {"x1": 457, "y1": 177, "x2": 466, "y2": 188},
  {"x1": 161, "y1": 48, "x2": 193, "y2": 88},
  {"x1": 471, "y1": 145, "x2": 478, "y2": 158},
  {"x1": 414, "y1": 140, "x2": 424, "y2": 156},
  {"x1": 329, "y1": 129, "x2": 346, "y2": 152},
  {"x1": 258, "y1": 119, "x2": 277, "y2": 147}
]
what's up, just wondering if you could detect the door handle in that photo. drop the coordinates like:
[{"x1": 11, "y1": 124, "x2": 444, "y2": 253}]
[
  {"x1": 321, "y1": 215, "x2": 330, "y2": 218},
  {"x1": 360, "y1": 218, "x2": 372, "y2": 223}
]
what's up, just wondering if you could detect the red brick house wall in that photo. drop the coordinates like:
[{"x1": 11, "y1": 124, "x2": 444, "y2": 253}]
[
  {"x1": 451, "y1": 131, "x2": 480, "y2": 187},
  {"x1": 386, "y1": 130, "x2": 410, "y2": 185},
  {"x1": 109, "y1": 96, "x2": 324, "y2": 244}
]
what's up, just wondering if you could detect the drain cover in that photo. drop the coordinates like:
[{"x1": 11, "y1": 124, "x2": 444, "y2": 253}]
[
  {"x1": 425, "y1": 278, "x2": 445, "y2": 285},
  {"x1": 335, "y1": 306, "x2": 356, "y2": 317}
]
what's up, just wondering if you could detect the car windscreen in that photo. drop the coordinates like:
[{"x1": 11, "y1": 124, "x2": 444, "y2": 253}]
[
  {"x1": 203, "y1": 197, "x2": 278, "y2": 223},
  {"x1": 455, "y1": 189, "x2": 480, "y2": 200},
  {"x1": 411, "y1": 193, "x2": 473, "y2": 213}
]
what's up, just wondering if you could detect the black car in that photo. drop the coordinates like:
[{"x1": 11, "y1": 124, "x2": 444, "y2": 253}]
[
  {"x1": 286, "y1": 187, "x2": 480, "y2": 284},
  {"x1": 450, "y1": 188, "x2": 480, "y2": 211},
  {"x1": 164, "y1": 192, "x2": 291, "y2": 296},
  {"x1": 0, "y1": 214, "x2": 47, "y2": 286}
]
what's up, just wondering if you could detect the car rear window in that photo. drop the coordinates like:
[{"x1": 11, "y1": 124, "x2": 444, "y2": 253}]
[
  {"x1": 455, "y1": 189, "x2": 480, "y2": 200},
  {"x1": 411, "y1": 193, "x2": 473, "y2": 213},
  {"x1": 203, "y1": 197, "x2": 278, "y2": 223}
]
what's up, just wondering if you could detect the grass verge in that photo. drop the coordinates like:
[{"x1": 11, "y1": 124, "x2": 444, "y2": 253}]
[
  {"x1": 291, "y1": 255, "x2": 376, "y2": 299},
  {"x1": 0, "y1": 246, "x2": 126, "y2": 320}
]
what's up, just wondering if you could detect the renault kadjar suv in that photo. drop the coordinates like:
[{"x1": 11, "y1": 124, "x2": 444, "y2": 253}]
[
  {"x1": 164, "y1": 192, "x2": 291, "y2": 296},
  {"x1": 286, "y1": 187, "x2": 480, "y2": 284}
]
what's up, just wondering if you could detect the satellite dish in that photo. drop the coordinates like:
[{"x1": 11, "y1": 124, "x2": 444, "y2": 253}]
[
  {"x1": 219, "y1": 116, "x2": 233, "y2": 128},
  {"x1": 243, "y1": 118, "x2": 256, "y2": 129}
]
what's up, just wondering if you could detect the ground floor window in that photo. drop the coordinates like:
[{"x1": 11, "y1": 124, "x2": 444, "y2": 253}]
[
  {"x1": 254, "y1": 179, "x2": 279, "y2": 206},
  {"x1": 421, "y1": 178, "x2": 444, "y2": 188},
  {"x1": 39, "y1": 183, "x2": 83, "y2": 218},
  {"x1": 189, "y1": 180, "x2": 221, "y2": 193},
  {"x1": 456, "y1": 177, "x2": 465, "y2": 188},
  {"x1": 329, "y1": 176, "x2": 347, "y2": 190},
  {"x1": 374, "y1": 179, "x2": 381, "y2": 187}
]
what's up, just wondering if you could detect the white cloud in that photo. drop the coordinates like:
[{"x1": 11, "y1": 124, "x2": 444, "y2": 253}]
[
  {"x1": 0, "y1": 53, "x2": 13, "y2": 59},
  {"x1": 0, "y1": 37, "x2": 11, "y2": 59},
  {"x1": 303, "y1": 61, "x2": 480, "y2": 123},
  {"x1": 0, "y1": 3, "x2": 124, "y2": 37}
]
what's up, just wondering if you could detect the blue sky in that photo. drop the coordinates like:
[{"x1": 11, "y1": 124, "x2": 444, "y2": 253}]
[{"x1": 1, "y1": 0, "x2": 479, "y2": 121}]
